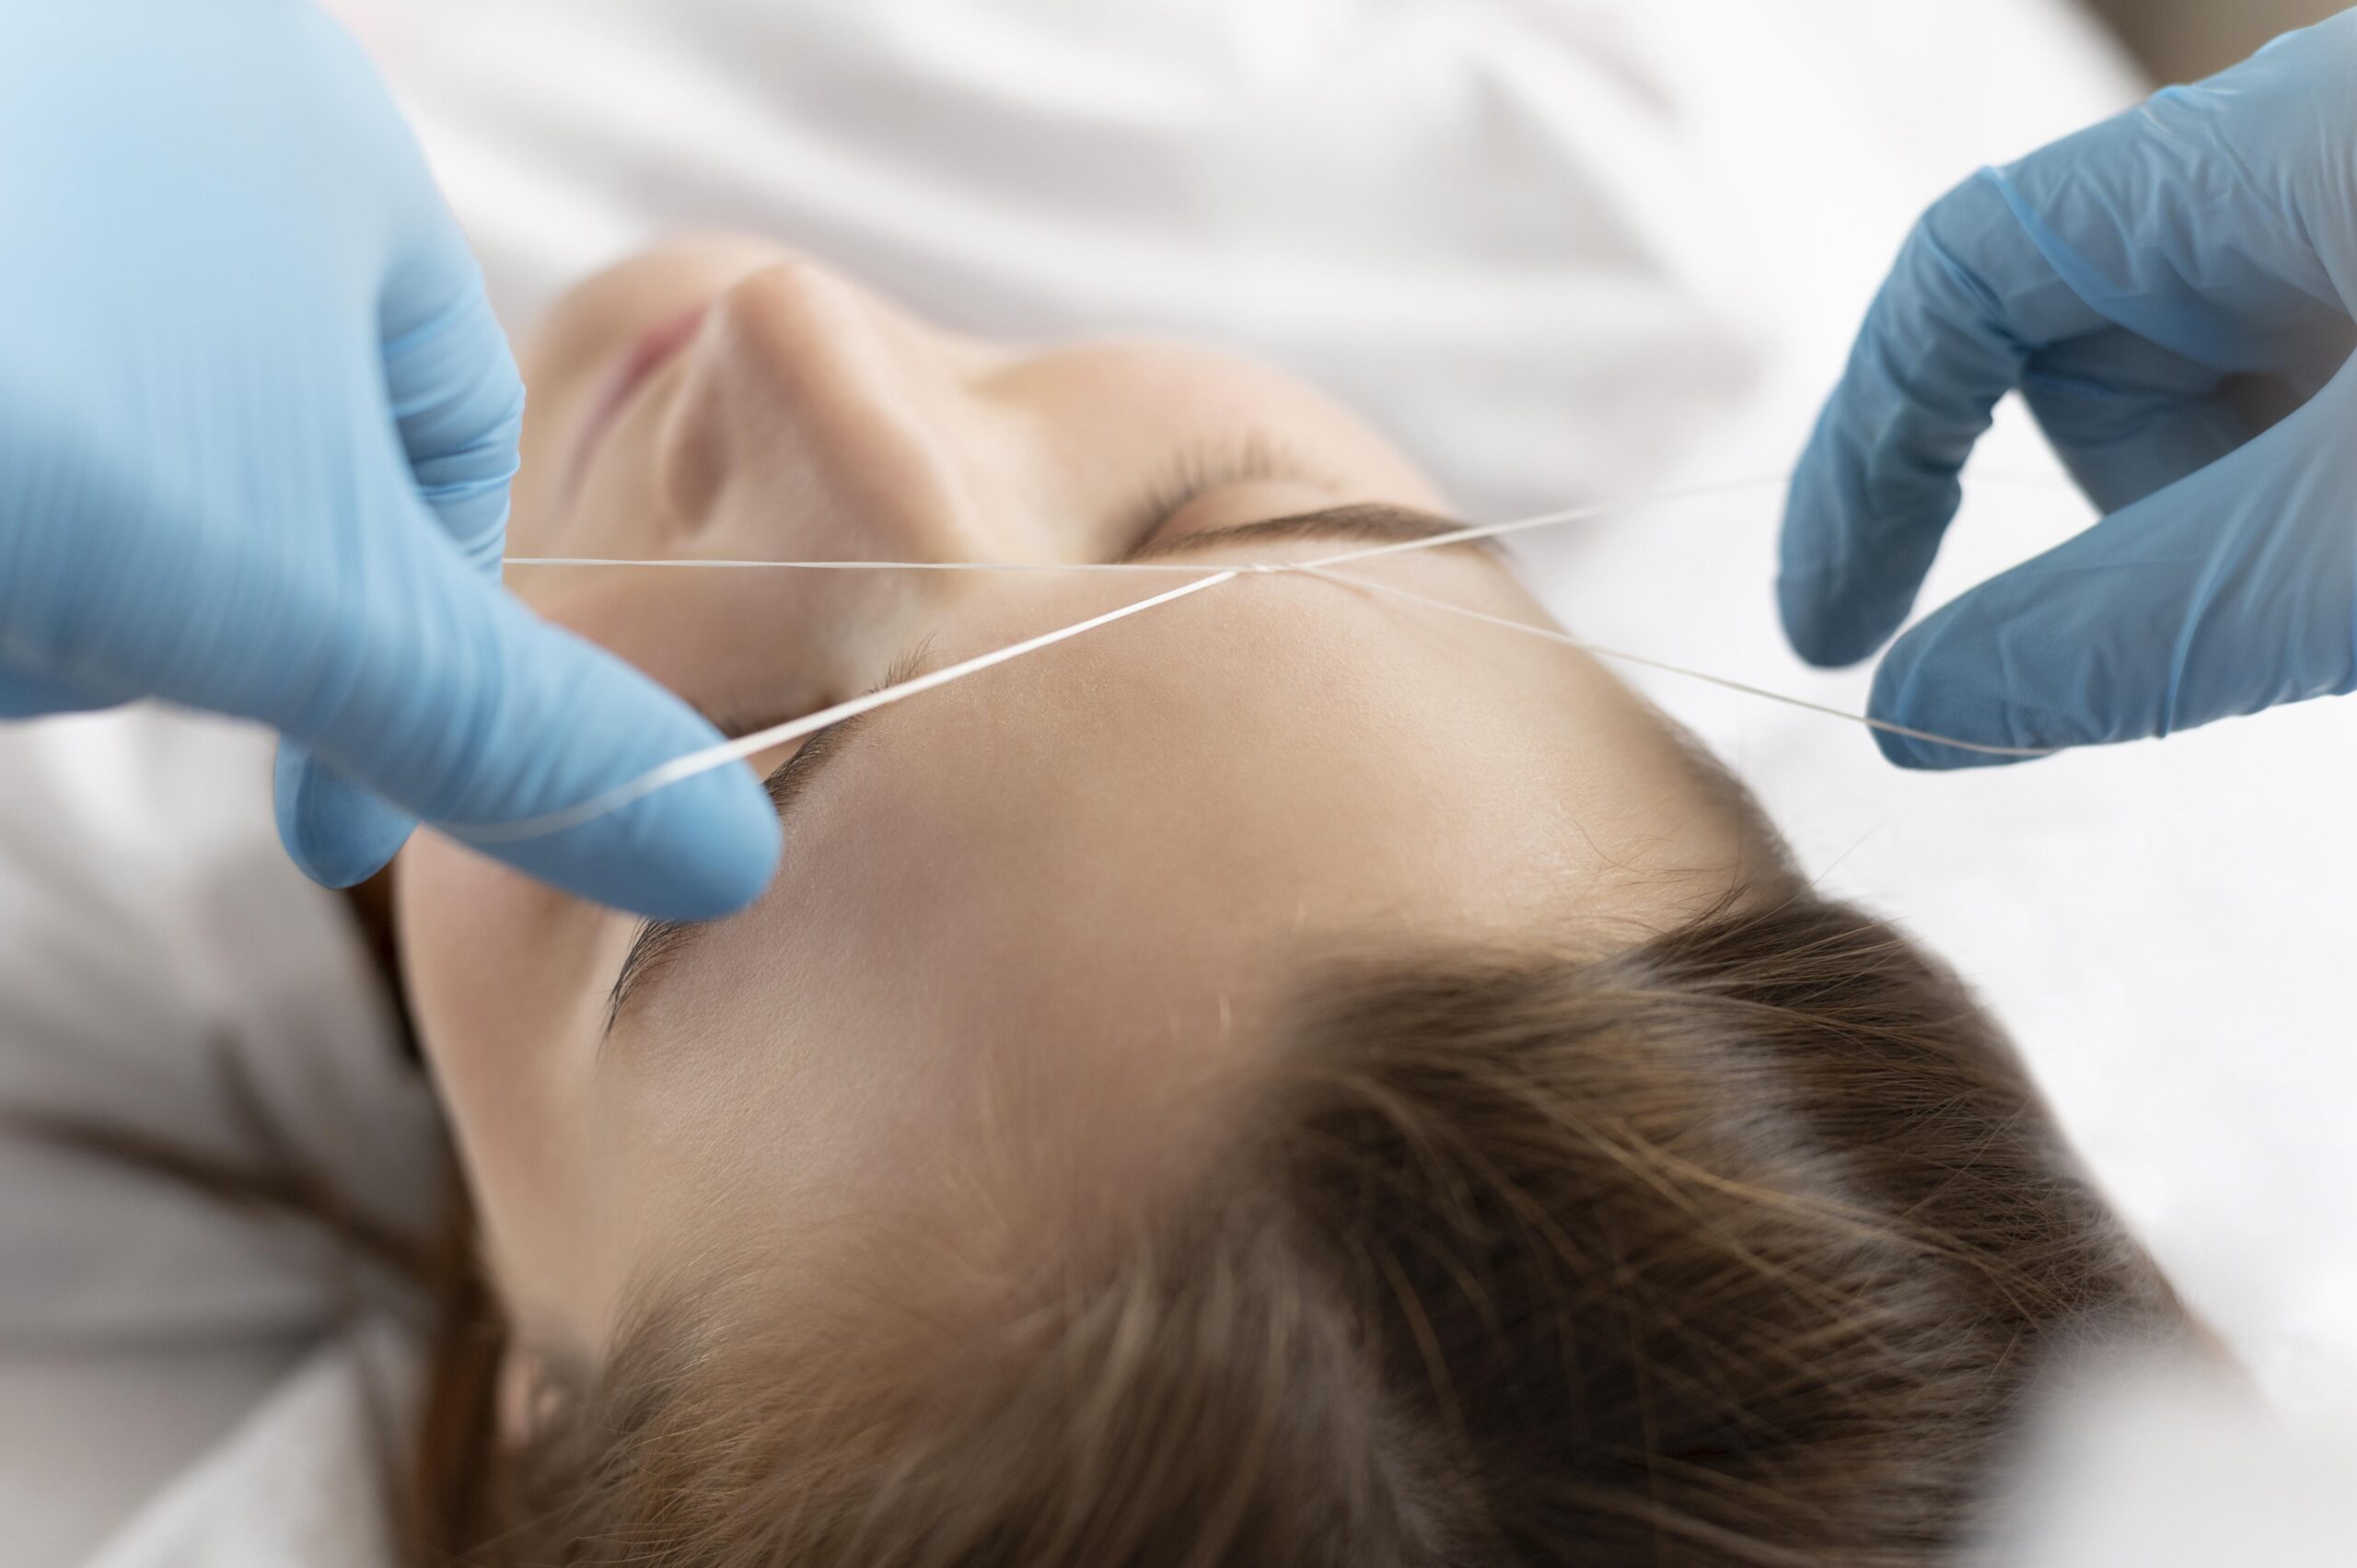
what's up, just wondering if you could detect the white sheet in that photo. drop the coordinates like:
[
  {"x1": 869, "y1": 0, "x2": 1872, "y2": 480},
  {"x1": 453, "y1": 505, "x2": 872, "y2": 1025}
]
[
  {"x1": 0, "y1": 713, "x2": 435, "y2": 1568},
  {"x1": 27, "y1": 2, "x2": 2357, "y2": 1562}
]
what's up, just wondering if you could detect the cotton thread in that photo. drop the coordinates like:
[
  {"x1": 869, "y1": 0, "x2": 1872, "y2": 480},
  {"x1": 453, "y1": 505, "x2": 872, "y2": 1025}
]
[
  {"x1": 495, "y1": 475, "x2": 1800, "y2": 578},
  {"x1": 465, "y1": 472, "x2": 2067, "y2": 841},
  {"x1": 1295, "y1": 474, "x2": 1798, "y2": 572},
  {"x1": 502, "y1": 556, "x2": 1234, "y2": 575},
  {"x1": 1296, "y1": 566, "x2": 2049, "y2": 761},
  {"x1": 454, "y1": 569, "x2": 1240, "y2": 843}
]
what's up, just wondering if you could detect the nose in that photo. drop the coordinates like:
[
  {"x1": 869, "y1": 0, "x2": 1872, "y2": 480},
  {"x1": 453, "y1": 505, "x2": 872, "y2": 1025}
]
[{"x1": 656, "y1": 259, "x2": 993, "y2": 569}]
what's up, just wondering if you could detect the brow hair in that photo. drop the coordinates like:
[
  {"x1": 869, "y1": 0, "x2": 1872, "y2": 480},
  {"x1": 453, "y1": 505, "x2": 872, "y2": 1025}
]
[{"x1": 1122, "y1": 501, "x2": 1480, "y2": 563}]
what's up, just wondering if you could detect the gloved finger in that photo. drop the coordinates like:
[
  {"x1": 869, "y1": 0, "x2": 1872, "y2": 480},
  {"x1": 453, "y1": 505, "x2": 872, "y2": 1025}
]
[
  {"x1": 1867, "y1": 357, "x2": 2357, "y2": 770},
  {"x1": 274, "y1": 183, "x2": 517, "y2": 888},
  {"x1": 379, "y1": 203, "x2": 526, "y2": 575},
  {"x1": 2021, "y1": 328, "x2": 2249, "y2": 515},
  {"x1": 1993, "y1": 26, "x2": 2357, "y2": 371},
  {"x1": 0, "y1": 666, "x2": 125, "y2": 720},
  {"x1": 1779, "y1": 171, "x2": 2108, "y2": 669},
  {"x1": 273, "y1": 743, "x2": 415, "y2": 889},
  {"x1": 294, "y1": 527, "x2": 782, "y2": 921}
]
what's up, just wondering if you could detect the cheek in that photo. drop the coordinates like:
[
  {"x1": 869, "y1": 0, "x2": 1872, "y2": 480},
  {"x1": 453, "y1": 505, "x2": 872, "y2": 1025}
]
[{"x1": 396, "y1": 830, "x2": 631, "y2": 1318}]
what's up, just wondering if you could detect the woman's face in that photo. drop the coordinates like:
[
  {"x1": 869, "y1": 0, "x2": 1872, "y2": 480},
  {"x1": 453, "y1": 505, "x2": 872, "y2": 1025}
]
[{"x1": 396, "y1": 236, "x2": 1756, "y2": 1362}]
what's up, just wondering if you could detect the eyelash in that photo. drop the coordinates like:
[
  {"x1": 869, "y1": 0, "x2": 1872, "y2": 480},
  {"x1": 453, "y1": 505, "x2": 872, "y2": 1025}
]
[
  {"x1": 606, "y1": 915, "x2": 694, "y2": 1033},
  {"x1": 612, "y1": 637, "x2": 941, "y2": 1028},
  {"x1": 1111, "y1": 432, "x2": 1324, "y2": 553}
]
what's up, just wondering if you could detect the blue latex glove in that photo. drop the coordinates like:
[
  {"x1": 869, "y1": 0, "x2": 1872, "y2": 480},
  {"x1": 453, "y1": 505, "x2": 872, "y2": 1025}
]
[
  {"x1": 0, "y1": 1, "x2": 778, "y2": 919},
  {"x1": 1780, "y1": 14, "x2": 2357, "y2": 768}
]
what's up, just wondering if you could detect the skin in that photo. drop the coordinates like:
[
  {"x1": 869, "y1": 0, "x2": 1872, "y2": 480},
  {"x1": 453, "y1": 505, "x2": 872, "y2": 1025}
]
[{"x1": 394, "y1": 235, "x2": 1759, "y2": 1368}]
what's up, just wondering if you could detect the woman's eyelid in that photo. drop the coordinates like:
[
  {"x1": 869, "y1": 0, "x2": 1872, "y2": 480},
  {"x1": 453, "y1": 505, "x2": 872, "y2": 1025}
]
[
  {"x1": 607, "y1": 913, "x2": 693, "y2": 1034},
  {"x1": 679, "y1": 608, "x2": 942, "y2": 753},
  {"x1": 1110, "y1": 430, "x2": 1330, "y2": 556},
  {"x1": 697, "y1": 704, "x2": 772, "y2": 743}
]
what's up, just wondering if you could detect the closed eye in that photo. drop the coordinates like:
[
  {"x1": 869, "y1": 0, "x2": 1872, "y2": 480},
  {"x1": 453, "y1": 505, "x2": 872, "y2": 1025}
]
[
  {"x1": 605, "y1": 644, "x2": 936, "y2": 1034},
  {"x1": 601, "y1": 717, "x2": 869, "y2": 1034},
  {"x1": 1109, "y1": 432, "x2": 1331, "y2": 556}
]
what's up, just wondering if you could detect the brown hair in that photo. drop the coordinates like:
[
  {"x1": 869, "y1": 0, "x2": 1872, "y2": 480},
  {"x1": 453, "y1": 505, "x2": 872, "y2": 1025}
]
[{"x1": 416, "y1": 886, "x2": 2188, "y2": 1567}]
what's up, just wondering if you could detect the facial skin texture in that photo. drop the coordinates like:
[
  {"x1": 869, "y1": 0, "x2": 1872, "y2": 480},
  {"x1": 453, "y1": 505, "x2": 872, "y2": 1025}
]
[{"x1": 395, "y1": 236, "x2": 1759, "y2": 1366}]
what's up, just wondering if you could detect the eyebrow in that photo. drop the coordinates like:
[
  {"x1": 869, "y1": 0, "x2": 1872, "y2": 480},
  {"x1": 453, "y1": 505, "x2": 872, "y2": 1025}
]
[
  {"x1": 601, "y1": 500, "x2": 1469, "y2": 1037},
  {"x1": 1119, "y1": 501, "x2": 1470, "y2": 563}
]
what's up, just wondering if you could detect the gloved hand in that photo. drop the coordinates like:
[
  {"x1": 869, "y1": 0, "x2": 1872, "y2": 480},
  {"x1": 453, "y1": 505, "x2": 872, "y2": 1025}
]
[
  {"x1": 0, "y1": 1, "x2": 778, "y2": 919},
  {"x1": 1779, "y1": 13, "x2": 2357, "y2": 768}
]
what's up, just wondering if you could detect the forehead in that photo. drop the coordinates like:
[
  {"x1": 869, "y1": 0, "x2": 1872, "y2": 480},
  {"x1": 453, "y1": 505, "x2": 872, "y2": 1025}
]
[
  {"x1": 610, "y1": 539, "x2": 1751, "y2": 1093},
  {"x1": 585, "y1": 544, "x2": 1767, "y2": 1318}
]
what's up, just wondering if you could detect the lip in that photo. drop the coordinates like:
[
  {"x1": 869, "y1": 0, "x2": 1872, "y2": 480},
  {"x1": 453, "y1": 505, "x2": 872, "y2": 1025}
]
[{"x1": 561, "y1": 300, "x2": 713, "y2": 505}]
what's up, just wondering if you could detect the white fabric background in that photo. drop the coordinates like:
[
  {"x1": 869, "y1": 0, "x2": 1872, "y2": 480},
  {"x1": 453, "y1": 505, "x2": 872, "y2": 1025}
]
[
  {"x1": 8, "y1": 2, "x2": 2351, "y2": 1563},
  {"x1": 0, "y1": 714, "x2": 437, "y2": 1567}
]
